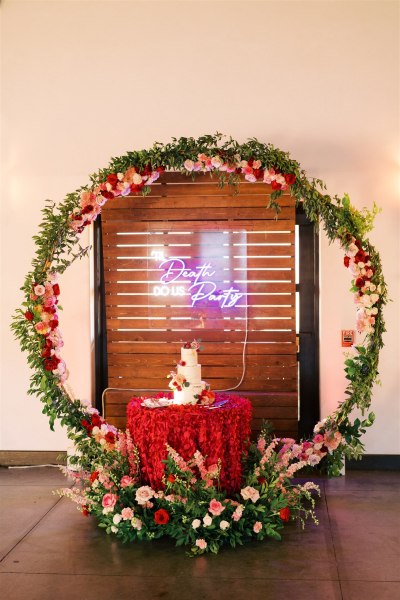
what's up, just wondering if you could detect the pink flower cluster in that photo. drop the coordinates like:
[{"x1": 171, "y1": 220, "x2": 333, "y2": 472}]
[
  {"x1": 183, "y1": 154, "x2": 297, "y2": 192},
  {"x1": 190, "y1": 451, "x2": 220, "y2": 487},
  {"x1": 167, "y1": 371, "x2": 188, "y2": 392},
  {"x1": 80, "y1": 410, "x2": 118, "y2": 450},
  {"x1": 343, "y1": 236, "x2": 380, "y2": 334},
  {"x1": 70, "y1": 165, "x2": 164, "y2": 233},
  {"x1": 25, "y1": 272, "x2": 68, "y2": 383}
]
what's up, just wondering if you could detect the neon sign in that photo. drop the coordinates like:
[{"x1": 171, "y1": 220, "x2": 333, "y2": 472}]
[{"x1": 152, "y1": 257, "x2": 244, "y2": 308}]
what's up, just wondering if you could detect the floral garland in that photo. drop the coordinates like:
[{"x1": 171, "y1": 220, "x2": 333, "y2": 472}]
[{"x1": 11, "y1": 134, "x2": 387, "y2": 554}]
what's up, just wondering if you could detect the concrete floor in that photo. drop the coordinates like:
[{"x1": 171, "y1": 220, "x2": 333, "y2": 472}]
[{"x1": 0, "y1": 467, "x2": 399, "y2": 600}]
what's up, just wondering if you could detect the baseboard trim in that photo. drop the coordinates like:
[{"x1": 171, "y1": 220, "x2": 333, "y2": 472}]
[
  {"x1": 346, "y1": 454, "x2": 400, "y2": 471},
  {"x1": 0, "y1": 451, "x2": 67, "y2": 467}
]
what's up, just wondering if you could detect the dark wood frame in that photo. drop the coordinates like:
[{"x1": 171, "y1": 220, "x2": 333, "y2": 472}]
[
  {"x1": 94, "y1": 216, "x2": 108, "y2": 411},
  {"x1": 297, "y1": 205, "x2": 320, "y2": 437}
]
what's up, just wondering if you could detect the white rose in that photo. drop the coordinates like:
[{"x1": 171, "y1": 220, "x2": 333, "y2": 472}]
[
  {"x1": 110, "y1": 525, "x2": 118, "y2": 533},
  {"x1": 184, "y1": 159, "x2": 194, "y2": 171},
  {"x1": 203, "y1": 514, "x2": 212, "y2": 527},
  {"x1": 132, "y1": 173, "x2": 142, "y2": 185},
  {"x1": 113, "y1": 514, "x2": 122, "y2": 525},
  {"x1": 220, "y1": 520, "x2": 230, "y2": 530},
  {"x1": 192, "y1": 519, "x2": 201, "y2": 529}
]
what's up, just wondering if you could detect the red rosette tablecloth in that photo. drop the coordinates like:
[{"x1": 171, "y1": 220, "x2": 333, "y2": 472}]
[{"x1": 127, "y1": 394, "x2": 252, "y2": 494}]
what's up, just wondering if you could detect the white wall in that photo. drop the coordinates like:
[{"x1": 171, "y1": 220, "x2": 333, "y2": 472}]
[{"x1": 1, "y1": 0, "x2": 399, "y2": 453}]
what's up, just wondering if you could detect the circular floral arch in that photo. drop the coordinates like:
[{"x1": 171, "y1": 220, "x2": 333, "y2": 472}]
[{"x1": 12, "y1": 134, "x2": 386, "y2": 554}]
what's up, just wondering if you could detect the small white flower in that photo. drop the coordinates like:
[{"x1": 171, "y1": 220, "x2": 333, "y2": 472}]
[
  {"x1": 113, "y1": 514, "x2": 122, "y2": 525},
  {"x1": 110, "y1": 525, "x2": 118, "y2": 533},
  {"x1": 203, "y1": 514, "x2": 212, "y2": 527},
  {"x1": 220, "y1": 520, "x2": 230, "y2": 530},
  {"x1": 192, "y1": 519, "x2": 201, "y2": 529}
]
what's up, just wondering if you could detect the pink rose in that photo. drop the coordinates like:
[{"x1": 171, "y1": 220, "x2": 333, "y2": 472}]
[
  {"x1": 313, "y1": 434, "x2": 324, "y2": 444},
  {"x1": 34, "y1": 284, "x2": 45, "y2": 296},
  {"x1": 232, "y1": 505, "x2": 244, "y2": 521},
  {"x1": 184, "y1": 159, "x2": 195, "y2": 171},
  {"x1": 102, "y1": 493, "x2": 118, "y2": 510},
  {"x1": 240, "y1": 486, "x2": 260, "y2": 503},
  {"x1": 121, "y1": 507, "x2": 134, "y2": 520},
  {"x1": 135, "y1": 485, "x2": 155, "y2": 506},
  {"x1": 195, "y1": 539, "x2": 207, "y2": 550},
  {"x1": 253, "y1": 521, "x2": 262, "y2": 534},
  {"x1": 209, "y1": 499, "x2": 225, "y2": 516},
  {"x1": 120, "y1": 475, "x2": 134, "y2": 488}
]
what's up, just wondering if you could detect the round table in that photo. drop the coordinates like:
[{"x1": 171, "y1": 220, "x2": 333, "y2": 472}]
[{"x1": 127, "y1": 393, "x2": 252, "y2": 494}]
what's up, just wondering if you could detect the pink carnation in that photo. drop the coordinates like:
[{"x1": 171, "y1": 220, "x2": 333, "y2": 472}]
[
  {"x1": 253, "y1": 521, "x2": 263, "y2": 534},
  {"x1": 195, "y1": 539, "x2": 207, "y2": 550},
  {"x1": 121, "y1": 507, "x2": 134, "y2": 520},
  {"x1": 208, "y1": 499, "x2": 225, "y2": 516}
]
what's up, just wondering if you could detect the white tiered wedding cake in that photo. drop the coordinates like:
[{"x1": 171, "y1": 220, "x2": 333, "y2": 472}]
[{"x1": 168, "y1": 341, "x2": 207, "y2": 404}]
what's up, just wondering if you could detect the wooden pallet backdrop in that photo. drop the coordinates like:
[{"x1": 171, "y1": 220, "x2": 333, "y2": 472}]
[{"x1": 101, "y1": 173, "x2": 298, "y2": 438}]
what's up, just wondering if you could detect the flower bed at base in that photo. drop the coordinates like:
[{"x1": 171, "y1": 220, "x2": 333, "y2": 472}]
[
  {"x1": 59, "y1": 427, "x2": 321, "y2": 555},
  {"x1": 11, "y1": 134, "x2": 387, "y2": 554}
]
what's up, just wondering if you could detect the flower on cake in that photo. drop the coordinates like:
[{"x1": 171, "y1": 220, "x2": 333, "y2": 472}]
[
  {"x1": 167, "y1": 371, "x2": 189, "y2": 391},
  {"x1": 182, "y1": 339, "x2": 202, "y2": 351},
  {"x1": 195, "y1": 388, "x2": 215, "y2": 406}
]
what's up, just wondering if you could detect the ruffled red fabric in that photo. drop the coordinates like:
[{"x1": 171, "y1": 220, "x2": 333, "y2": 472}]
[{"x1": 127, "y1": 394, "x2": 252, "y2": 494}]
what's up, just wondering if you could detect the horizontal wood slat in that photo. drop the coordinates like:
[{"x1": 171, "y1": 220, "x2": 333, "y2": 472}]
[
  {"x1": 101, "y1": 174, "x2": 297, "y2": 435},
  {"x1": 102, "y1": 219, "x2": 295, "y2": 233},
  {"x1": 107, "y1": 342, "x2": 297, "y2": 355}
]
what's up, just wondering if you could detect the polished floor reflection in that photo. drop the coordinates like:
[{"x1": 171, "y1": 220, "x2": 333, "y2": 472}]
[{"x1": 0, "y1": 467, "x2": 399, "y2": 600}]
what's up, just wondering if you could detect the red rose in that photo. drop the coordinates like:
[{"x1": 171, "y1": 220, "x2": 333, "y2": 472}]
[
  {"x1": 89, "y1": 471, "x2": 99, "y2": 483},
  {"x1": 156, "y1": 166, "x2": 165, "y2": 174},
  {"x1": 257, "y1": 476, "x2": 266, "y2": 485},
  {"x1": 44, "y1": 356, "x2": 60, "y2": 371},
  {"x1": 24, "y1": 311, "x2": 34, "y2": 321},
  {"x1": 91, "y1": 413, "x2": 102, "y2": 427},
  {"x1": 271, "y1": 180, "x2": 282, "y2": 190},
  {"x1": 355, "y1": 250, "x2": 365, "y2": 263},
  {"x1": 49, "y1": 319, "x2": 59, "y2": 330},
  {"x1": 81, "y1": 205, "x2": 94, "y2": 215},
  {"x1": 343, "y1": 256, "x2": 350, "y2": 268},
  {"x1": 167, "y1": 474, "x2": 176, "y2": 483},
  {"x1": 52, "y1": 283, "x2": 60, "y2": 296},
  {"x1": 284, "y1": 173, "x2": 296, "y2": 185},
  {"x1": 355, "y1": 277, "x2": 365, "y2": 288},
  {"x1": 253, "y1": 168, "x2": 264, "y2": 180},
  {"x1": 82, "y1": 506, "x2": 89, "y2": 517},
  {"x1": 154, "y1": 509, "x2": 170, "y2": 525},
  {"x1": 130, "y1": 183, "x2": 144, "y2": 194},
  {"x1": 41, "y1": 347, "x2": 52, "y2": 358},
  {"x1": 106, "y1": 173, "x2": 118, "y2": 188},
  {"x1": 105, "y1": 431, "x2": 115, "y2": 445},
  {"x1": 279, "y1": 507, "x2": 291, "y2": 522},
  {"x1": 101, "y1": 190, "x2": 114, "y2": 200}
]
